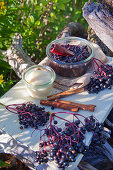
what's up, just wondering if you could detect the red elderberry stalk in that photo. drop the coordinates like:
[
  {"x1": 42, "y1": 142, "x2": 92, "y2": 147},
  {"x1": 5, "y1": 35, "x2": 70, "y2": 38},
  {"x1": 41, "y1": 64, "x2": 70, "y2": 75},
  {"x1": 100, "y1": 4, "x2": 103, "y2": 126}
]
[{"x1": 92, "y1": 57, "x2": 112, "y2": 79}]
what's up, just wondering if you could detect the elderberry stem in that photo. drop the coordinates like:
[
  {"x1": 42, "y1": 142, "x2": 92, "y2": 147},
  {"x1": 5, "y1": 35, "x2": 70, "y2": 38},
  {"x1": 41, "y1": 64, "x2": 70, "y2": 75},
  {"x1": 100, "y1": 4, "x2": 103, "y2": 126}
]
[{"x1": 0, "y1": 102, "x2": 6, "y2": 108}]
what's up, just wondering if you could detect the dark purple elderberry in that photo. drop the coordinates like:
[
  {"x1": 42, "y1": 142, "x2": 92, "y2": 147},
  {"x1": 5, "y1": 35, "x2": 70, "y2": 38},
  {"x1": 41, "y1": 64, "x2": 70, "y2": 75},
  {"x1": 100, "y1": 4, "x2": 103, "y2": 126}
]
[
  {"x1": 80, "y1": 127, "x2": 86, "y2": 133},
  {"x1": 68, "y1": 126, "x2": 73, "y2": 132},
  {"x1": 62, "y1": 138, "x2": 67, "y2": 144},
  {"x1": 66, "y1": 151, "x2": 72, "y2": 156},
  {"x1": 59, "y1": 147, "x2": 65, "y2": 152},
  {"x1": 24, "y1": 124, "x2": 28, "y2": 128},
  {"x1": 54, "y1": 141, "x2": 59, "y2": 146},
  {"x1": 49, "y1": 140, "x2": 53, "y2": 144},
  {"x1": 51, "y1": 106, "x2": 55, "y2": 110},
  {"x1": 20, "y1": 126, "x2": 23, "y2": 130},
  {"x1": 64, "y1": 130, "x2": 70, "y2": 136},
  {"x1": 96, "y1": 122, "x2": 100, "y2": 126},
  {"x1": 84, "y1": 145, "x2": 89, "y2": 151},
  {"x1": 100, "y1": 123, "x2": 104, "y2": 126},
  {"x1": 57, "y1": 164, "x2": 63, "y2": 168},
  {"x1": 69, "y1": 146, "x2": 74, "y2": 152},
  {"x1": 39, "y1": 142, "x2": 44, "y2": 148},
  {"x1": 75, "y1": 120, "x2": 80, "y2": 125},
  {"x1": 55, "y1": 159, "x2": 59, "y2": 164},
  {"x1": 72, "y1": 134, "x2": 77, "y2": 141},
  {"x1": 61, "y1": 153, "x2": 66, "y2": 159},
  {"x1": 65, "y1": 122, "x2": 69, "y2": 126},
  {"x1": 43, "y1": 151, "x2": 48, "y2": 157},
  {"x1": 69, "y1": 154, "x2": 74, "y2": 160},
  {"x1": 50, "y1": 157, "x2": 54, "y2": 161},
  {"x1": 50, "y1": 150, "x2": 56, "y2": 157},
  {"x1": 63, "y1": 161, "x2": 69, "y2": 167},
  {"x1": 77, "y1": 147, "x2": 83, "y2": 153},
  {"x1": 35, "y1": 151, "x2": 40, "y2": 156},
  {"x1": 44, "y1": 158, "x2": 48, "y2": 163},
  {"x1": 57, "y1": 128, "x2": 62, "y2": 132},
  {"x1": 61, "y1": 131, "x2": 65, "y2": 136},
  {"x1": 99, "y1": 126, "x2": 104, "y2": 131},
  {"x1": 94, "y1": 127, "x2": 99, "y2": 133},
  {"x1": 52, "y1": 145, "x2": 58, "y2": 151},
  {"x1": 54, "y1": 120, "x2": 58, "y2": 124}
]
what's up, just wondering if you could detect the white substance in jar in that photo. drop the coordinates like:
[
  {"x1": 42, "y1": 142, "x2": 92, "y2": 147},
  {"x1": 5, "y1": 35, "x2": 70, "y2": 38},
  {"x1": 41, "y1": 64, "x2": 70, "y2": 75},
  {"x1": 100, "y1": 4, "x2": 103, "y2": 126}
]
[
  {"x1": 26, "y1": 69, "x2": 51, "y2": 85},
  {"x1": 23, "y1": 66, "x2": 55, "y2": 99}
]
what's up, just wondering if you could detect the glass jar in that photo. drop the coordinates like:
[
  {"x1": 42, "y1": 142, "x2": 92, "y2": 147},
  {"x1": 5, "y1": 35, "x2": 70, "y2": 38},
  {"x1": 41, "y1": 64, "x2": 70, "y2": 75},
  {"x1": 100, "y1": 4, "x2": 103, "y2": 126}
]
[
  {"x1": 46, "y1": 37, "x2": 94, "y2": 78},
  {"x1": 22, "y1": 65, "x2": 56, "y2": 99}
]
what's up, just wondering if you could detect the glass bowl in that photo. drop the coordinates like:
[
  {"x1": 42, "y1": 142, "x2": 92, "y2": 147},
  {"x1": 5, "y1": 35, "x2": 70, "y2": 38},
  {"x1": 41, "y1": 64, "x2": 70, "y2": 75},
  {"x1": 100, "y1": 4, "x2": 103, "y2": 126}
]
[
  {"x1": 22, "y1": 65, "x2": 56, "y2": 99},
  {"x1": 46, "y1": 37, "x2": 94, "y2": 78}
]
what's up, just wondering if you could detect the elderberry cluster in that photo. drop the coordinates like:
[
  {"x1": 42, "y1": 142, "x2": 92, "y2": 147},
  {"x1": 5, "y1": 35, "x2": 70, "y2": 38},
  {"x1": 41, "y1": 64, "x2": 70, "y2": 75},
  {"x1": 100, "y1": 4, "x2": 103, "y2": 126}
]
[
  {"x1": 17, "y1": 103, "x2": 50, "y2": 129},
  {"x1": 51, "y1": 44, "x2": 90, "y2": 63},
  {"x1": 85, "y1": 116, "x2": 105, "y2": 145},
  {"x1": 35, "y1": 115, "x2": 105, "y2": 169},
  {"x1": 86, "y1": 64, "x2": 113, "y2": 94}
]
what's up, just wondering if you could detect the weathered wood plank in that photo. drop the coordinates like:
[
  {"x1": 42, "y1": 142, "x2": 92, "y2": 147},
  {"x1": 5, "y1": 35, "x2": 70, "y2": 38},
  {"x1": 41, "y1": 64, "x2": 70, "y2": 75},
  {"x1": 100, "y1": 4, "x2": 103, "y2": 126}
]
[
  {"x1": 0, "y1": 129, "x2": 35, "y2": 170},
  {"x1": 2, "y1": 34, "x2": 34, "y2": 78},
  {"x1": 78, "y1": 161, "x2": 97, "y2": 170},
  {"x1": 83, "y1": 1, "x2": 113, "y2": 52},
  {"x1": 101, "y1": 141, "x2": 113, "y2": 162}
]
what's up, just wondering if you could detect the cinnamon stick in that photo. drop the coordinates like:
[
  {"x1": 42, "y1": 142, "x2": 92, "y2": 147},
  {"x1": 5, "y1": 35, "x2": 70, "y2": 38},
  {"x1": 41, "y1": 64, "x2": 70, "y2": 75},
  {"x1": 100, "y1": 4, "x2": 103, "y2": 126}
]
[
  {"x1": 40, "y1": 100, "x2": 79, "y2": 112},
  {"x1": 47, "y1": 87, "x2": 84, "y2": 101},
  {"x1": 55, "y1": 99, "x2": 96, "y2": 112},
  {"x1": 51, "y1": 44, "x2": 75, "y2": 56}
]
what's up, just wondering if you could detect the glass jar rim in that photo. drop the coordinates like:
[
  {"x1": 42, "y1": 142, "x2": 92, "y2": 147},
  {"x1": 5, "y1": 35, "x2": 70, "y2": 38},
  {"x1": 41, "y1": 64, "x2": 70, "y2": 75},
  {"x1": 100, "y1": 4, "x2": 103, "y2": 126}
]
[
  {"x1": 22, "y1": 65, "x2": 56, "y2": 88},
  {"x1": 46, "y1": 37, "x2": 94, "y2": 65}
]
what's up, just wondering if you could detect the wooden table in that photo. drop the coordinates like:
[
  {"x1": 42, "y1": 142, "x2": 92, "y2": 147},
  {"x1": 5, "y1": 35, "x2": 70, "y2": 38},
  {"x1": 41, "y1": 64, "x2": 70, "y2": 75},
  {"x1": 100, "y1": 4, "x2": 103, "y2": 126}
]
[{"x1": 0, "y1": 57, "x2": 113, "y2": 170}]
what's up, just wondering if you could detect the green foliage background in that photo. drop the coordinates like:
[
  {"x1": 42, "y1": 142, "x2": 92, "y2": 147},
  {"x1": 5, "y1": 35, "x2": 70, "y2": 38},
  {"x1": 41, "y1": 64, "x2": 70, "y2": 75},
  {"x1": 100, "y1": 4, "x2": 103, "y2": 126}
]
[{"x1": 0, "y1": 0, "x2": 96, "y2": 97}]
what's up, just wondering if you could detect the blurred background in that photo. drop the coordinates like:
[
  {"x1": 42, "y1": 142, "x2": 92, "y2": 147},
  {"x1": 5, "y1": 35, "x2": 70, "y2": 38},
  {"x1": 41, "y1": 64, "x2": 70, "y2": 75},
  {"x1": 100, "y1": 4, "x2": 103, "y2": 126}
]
[{"x1": 0, "y1": 0, "x2": 96, "y2": 96}]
